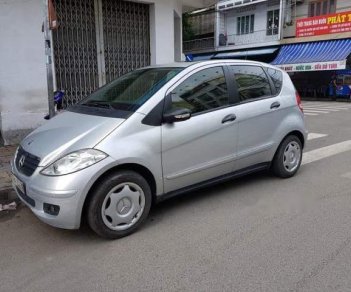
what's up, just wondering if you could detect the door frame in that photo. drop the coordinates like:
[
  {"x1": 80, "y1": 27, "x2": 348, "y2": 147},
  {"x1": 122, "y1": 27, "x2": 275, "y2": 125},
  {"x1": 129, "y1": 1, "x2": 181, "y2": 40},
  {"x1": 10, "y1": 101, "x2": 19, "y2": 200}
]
[{"x1": 160, "y1": 63, "x2": 241, "y2": 193}]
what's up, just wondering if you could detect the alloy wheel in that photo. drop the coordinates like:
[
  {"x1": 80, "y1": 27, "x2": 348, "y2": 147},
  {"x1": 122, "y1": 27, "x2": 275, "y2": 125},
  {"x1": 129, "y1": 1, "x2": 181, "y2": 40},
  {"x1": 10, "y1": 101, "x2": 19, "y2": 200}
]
[{"x1": 101, "y1": 182, "x2": 146, "y2": 231}]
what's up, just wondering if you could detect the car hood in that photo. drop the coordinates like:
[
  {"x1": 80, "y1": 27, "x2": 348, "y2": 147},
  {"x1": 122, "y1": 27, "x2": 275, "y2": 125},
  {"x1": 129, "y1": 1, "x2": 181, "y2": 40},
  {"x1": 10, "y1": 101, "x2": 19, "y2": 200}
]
[{"x1": 21, "y1": 111, "x2": 125, "y2": 167}]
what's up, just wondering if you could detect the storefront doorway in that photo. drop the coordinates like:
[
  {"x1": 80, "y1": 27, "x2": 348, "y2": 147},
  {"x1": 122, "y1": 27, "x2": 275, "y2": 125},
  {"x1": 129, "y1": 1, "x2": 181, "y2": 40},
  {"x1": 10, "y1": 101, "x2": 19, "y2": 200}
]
[
  {"x1": 52, "y1": 0, "x2": 150, "y2": 107},
  {"x1": 271, "y1": 39, "x2": 351, "y2": 100},
  {"x1": 289, "y1": 71, "x2": 332, "y2": 99},
  {"x1": 290, "y1": 70, "x2": 351, "y2": 100}
]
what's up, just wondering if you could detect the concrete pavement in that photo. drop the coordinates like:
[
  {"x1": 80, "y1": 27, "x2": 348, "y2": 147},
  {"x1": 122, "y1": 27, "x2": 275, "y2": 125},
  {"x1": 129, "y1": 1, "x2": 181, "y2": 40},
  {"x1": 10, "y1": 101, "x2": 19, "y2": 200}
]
[
  {"x1": 2, "y1": 101, "x2": 351, "y2": 291},
  {"x1": 0, "y1": 145, "x2": 17, "y2": 202}
]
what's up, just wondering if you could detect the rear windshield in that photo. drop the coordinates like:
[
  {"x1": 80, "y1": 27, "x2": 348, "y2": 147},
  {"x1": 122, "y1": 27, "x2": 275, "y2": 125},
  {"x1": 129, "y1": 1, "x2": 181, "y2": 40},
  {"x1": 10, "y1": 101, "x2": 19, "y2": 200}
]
[{"x1": 69, "y1": 67, "x2": 183, "y2": 117}]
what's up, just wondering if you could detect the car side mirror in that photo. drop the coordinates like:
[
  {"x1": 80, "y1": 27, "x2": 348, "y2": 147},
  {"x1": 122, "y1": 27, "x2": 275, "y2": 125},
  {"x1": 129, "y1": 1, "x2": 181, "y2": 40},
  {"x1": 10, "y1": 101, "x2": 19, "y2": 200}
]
[{"x1": 163, "y1": 108, "x2": 191, "y2": 123}]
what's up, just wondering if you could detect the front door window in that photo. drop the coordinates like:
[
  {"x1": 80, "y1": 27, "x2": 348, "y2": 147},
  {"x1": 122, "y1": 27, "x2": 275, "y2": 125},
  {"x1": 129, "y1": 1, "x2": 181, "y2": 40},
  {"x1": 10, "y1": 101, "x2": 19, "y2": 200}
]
[{"x1": 170, "y1": 66, "x2": 229, "y2": 115}]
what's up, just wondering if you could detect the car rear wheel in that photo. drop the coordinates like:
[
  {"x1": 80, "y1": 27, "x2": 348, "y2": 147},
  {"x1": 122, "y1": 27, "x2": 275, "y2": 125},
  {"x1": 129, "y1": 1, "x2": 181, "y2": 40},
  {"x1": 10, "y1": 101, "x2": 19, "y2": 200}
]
[
  {"x1": 272, "y1": 135, "x2": 302, "y2": 178},
  {"x1": 87, "y1": 170, "x2": 152, "y2": 239}
]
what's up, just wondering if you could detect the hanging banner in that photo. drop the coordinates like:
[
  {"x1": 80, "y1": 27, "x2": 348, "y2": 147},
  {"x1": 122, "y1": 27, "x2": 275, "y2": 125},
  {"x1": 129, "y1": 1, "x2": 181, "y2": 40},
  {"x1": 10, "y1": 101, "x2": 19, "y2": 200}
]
[
  {"x1": 296, "y1": 10, "x2": 351, "y2": 37},
  {"x1": 277, "y1": 60, "x2": 347, "y2": 72}
]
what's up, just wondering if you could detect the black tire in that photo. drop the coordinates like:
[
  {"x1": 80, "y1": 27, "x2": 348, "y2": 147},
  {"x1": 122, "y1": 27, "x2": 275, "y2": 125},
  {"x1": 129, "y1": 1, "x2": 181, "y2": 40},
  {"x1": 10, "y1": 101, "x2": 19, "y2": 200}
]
[
  {"x1": 87, "y1": 170, "x2": 152, "y2": 239},
  {"x1": 271, "y1": 135, "x2": 302, "y2": 178}
]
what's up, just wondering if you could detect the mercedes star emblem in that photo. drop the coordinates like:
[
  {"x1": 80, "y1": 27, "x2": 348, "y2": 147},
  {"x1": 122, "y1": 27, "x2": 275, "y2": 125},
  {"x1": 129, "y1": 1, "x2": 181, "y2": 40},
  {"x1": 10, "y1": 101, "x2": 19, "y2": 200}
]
[{"x1": 19, "y1": 155, "x2": 26, "y2": 168}]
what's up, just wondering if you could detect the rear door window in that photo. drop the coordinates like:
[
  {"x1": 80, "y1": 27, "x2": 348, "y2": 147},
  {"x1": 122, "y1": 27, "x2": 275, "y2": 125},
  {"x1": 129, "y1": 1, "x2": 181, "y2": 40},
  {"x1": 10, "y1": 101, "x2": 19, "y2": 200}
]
[
  {"x1": 266, "y1": 68, "x2": 283, "y2": 94},
  {"x1": 230, "y1": 65, "x2": 272, "y2": 101}
]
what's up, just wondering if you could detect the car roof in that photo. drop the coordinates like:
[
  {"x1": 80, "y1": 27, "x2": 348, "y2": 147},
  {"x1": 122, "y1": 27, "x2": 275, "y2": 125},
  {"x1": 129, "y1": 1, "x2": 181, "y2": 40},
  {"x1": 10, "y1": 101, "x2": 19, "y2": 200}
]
[{"x1": 146, "y1": 60, "x2": 280, "y2": 70}]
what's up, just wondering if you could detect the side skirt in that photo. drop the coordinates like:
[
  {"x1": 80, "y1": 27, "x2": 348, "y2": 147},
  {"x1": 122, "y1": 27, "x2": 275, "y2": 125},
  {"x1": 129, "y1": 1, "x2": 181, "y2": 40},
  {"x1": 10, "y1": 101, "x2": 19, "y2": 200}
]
[{"x1": 156, "y1": 162, "x2": 270, "y2": 203}]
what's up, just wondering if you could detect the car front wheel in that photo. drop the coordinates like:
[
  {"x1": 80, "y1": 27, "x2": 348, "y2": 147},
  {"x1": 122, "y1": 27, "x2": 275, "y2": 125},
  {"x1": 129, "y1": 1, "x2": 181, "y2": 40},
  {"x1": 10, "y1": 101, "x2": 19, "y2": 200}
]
[{"x1": 87, "y1": 170, "x2": 152, "y2": 239}]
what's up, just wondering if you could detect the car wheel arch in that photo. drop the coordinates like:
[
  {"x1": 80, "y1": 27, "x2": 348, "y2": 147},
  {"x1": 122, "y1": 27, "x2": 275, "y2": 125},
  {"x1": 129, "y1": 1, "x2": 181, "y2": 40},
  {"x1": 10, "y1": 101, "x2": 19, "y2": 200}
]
[
  {"x1": 271, "y1": 130, "x2": 305, "y2": 165},
  {"x1": 283, "y1": 130, "x2": 305, "y2": 149},
  {"x1": 81, "y1": 163, "x2": 157, "y2": 227}
]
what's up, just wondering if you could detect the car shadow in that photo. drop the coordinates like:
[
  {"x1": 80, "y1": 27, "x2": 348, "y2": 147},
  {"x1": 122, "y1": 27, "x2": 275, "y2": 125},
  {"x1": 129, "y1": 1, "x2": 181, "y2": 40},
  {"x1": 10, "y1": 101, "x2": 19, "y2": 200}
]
[
  {"x1": 10, "y1": 170, "x2": 283, "y2": 242},
  {"x1": 146, "y1": 170, "x2": 274, "y2": 223}
]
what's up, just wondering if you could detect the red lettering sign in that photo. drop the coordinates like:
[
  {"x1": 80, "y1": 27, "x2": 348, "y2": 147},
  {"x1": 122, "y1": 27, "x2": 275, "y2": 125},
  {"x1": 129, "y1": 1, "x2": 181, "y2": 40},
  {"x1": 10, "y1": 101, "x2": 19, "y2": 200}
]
[{"x1": 296, "y1": 11, "x2": 351, "y2": 37}]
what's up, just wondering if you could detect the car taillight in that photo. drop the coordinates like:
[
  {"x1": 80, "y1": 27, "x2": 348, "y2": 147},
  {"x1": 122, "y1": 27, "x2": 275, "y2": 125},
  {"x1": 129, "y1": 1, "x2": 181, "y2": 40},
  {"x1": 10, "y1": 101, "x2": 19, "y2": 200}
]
[{"x1": 296, "y1": 91, "x2": 303, "y2": 112}]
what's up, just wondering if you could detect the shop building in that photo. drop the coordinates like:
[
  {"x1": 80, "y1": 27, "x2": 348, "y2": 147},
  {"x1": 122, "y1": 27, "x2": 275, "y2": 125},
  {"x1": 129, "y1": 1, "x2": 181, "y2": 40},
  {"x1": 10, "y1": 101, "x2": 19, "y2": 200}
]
[
  {"x1": 185, "y1": 0, "x2": 284, "y2": 62},
  {"x1": 185, "y1": 0, "x2": 351, "y2": 98},
  {"x1": 0, "y1": 0, "x2": 210, "y2": 145},
  {"x1": 273, "y1": 0, "x2": 351, "y2": 99},
  {"x1": 215, "y1": 0, "x2": 282, "y2": 61}
]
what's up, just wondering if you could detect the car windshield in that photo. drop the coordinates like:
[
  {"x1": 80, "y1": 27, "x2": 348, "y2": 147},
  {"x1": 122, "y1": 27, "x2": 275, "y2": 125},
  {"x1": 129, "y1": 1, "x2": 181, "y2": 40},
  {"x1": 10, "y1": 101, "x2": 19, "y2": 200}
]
[{"x1": 78, "y1": 67, "x2": 183, "y2": 113}]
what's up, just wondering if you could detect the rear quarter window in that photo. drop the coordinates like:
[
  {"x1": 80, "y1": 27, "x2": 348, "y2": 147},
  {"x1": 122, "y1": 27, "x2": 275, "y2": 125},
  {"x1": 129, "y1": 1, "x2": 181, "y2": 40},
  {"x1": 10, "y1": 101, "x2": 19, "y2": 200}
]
[
  {"x1": 267, "y1": 68, "x2": 283, "y2": 94},
  {"x1": 230, "y1": 65, "x2": 272, "y2": 101}
]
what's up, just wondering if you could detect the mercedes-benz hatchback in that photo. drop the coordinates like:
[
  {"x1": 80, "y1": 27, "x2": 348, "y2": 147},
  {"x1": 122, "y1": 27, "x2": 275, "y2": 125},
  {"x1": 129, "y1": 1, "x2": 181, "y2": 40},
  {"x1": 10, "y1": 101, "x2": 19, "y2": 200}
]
[{"x1": 12, "y1": 60, "x2": 307, "y2": 239}]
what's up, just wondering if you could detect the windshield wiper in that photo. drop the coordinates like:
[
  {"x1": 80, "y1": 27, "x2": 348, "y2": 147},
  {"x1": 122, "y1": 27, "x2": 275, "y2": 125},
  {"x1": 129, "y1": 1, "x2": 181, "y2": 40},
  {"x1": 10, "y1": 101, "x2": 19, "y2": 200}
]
[{"x1": 81, "y1": 100, "x2": 113, "y2": 109}]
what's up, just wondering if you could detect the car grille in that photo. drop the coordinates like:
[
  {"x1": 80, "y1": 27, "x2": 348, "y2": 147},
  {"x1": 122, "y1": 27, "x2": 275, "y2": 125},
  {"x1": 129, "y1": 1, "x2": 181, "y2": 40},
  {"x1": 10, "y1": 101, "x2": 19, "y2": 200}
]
[{"x1": 15, "y1": 147, "x2": 41, "y2": 176}]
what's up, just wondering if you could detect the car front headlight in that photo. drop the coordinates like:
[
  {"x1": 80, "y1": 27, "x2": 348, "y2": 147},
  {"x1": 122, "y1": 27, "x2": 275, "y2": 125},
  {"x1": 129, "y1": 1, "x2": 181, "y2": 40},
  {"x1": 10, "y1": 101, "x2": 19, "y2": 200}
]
[{"x1": 41, "y1": 149, "x2": 107, "y2": 176}]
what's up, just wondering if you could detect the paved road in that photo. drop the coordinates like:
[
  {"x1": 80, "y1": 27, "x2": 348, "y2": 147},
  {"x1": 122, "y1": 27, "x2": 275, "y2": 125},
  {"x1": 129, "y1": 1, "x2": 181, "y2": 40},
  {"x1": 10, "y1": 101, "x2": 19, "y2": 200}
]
[{"x1": 2, "y1": 101, "x2": 351, "y2": 292}]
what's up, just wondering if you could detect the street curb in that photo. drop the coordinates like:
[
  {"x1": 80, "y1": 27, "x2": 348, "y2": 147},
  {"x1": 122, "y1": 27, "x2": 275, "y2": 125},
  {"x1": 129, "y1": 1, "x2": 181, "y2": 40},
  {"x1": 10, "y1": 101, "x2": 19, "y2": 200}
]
[{"x1": 0, "y1": 188, "x2": 17, "y2": 203}]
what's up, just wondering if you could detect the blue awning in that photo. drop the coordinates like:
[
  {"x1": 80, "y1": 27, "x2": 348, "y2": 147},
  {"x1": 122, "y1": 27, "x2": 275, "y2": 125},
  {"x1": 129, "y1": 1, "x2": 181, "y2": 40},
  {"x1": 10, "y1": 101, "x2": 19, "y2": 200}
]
[
  {"x1": 185, "y1": 53, "x2": 215, "y2": 62},
  {"x1": 192, "y1": 53, "x2": 215, "y2": 61},
  {"x1": 271, "y1": 39, "x2": 351, "y2": 72}
]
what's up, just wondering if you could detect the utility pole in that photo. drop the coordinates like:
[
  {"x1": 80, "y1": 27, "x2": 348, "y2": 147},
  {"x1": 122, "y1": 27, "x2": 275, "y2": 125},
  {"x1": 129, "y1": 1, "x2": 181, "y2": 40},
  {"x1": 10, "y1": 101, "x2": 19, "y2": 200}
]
[
  {"x1": 214, "y1": 4, "x2": 220, "y2": 49},
  {"x1": 278, "y1": 0, "x2": 284, "y2": 41},
  {"x1": 44, "y1": 0, "x2": 55, "y2": 119}
]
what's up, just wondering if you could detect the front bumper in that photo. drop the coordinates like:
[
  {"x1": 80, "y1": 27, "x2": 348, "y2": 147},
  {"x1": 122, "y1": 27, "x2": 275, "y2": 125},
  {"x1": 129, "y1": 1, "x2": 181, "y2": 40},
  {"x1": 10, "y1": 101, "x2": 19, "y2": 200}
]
[{"x1": 11, "y1": 156, "x2": 116, "y2": 230}]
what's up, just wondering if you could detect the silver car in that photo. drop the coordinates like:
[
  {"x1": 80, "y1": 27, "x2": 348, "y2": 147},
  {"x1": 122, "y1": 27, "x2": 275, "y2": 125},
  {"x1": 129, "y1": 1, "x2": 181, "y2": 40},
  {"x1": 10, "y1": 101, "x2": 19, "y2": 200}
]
[{"x1": 11, "y1": 60, "x2": 307, "y2": 239}]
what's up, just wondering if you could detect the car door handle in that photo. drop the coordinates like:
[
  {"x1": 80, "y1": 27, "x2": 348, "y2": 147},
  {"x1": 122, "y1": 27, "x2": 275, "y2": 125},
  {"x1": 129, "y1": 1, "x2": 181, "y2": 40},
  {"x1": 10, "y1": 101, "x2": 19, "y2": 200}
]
[
  {"x1": 222, "y1": 114, "x2": 236, "y2": 124},
  {"x1": 270, "y1": 101, "x2": 281, "y2": 109}
]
